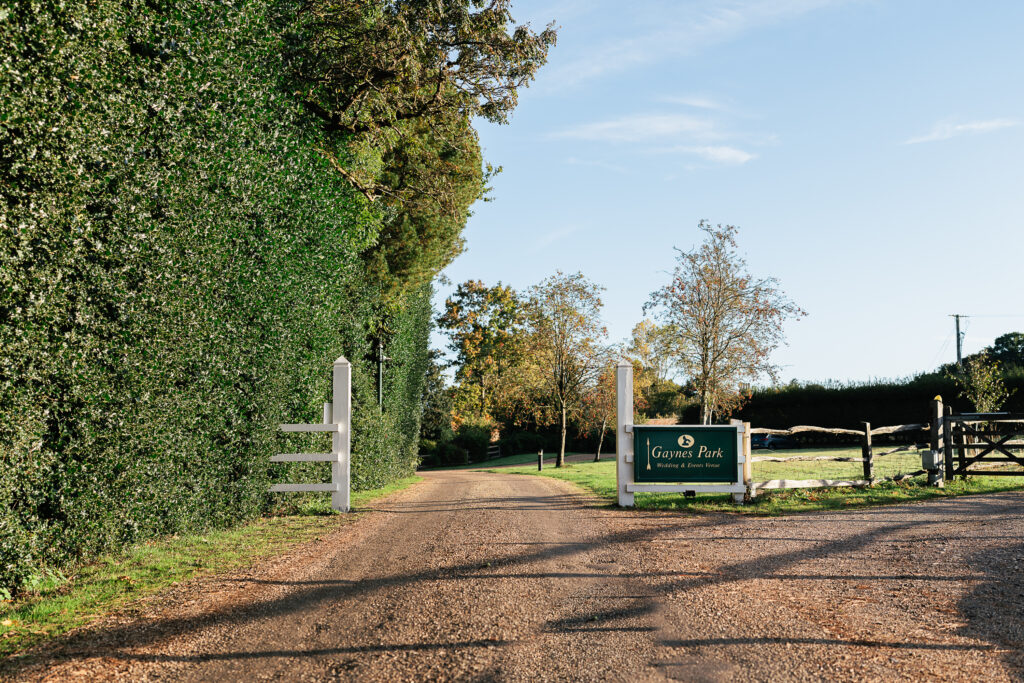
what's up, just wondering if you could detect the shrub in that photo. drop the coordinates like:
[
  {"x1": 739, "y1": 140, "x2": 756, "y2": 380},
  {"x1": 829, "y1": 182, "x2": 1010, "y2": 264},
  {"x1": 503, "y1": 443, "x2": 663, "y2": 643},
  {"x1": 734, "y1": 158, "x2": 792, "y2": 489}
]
[
  {"x1": 453, "y1": 423, "x2": 492, "y2": 462},
  {"x1": 499, "y1": 430, "x2": 548, "y2": 456}
]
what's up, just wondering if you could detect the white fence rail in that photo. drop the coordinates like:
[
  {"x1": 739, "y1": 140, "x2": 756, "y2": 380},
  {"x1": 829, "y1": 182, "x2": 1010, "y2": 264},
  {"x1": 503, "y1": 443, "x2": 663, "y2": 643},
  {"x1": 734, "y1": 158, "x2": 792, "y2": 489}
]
[{"x1": 269, "y1": 356, "x2": 351, "y2": 512}]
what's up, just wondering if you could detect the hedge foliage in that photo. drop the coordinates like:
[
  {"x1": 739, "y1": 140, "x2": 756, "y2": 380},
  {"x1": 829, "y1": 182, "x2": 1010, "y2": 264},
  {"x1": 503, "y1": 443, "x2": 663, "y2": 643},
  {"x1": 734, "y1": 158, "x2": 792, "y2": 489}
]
[
  {"x1": 679, "y1": 375, "x2": 1024, "y2": 431},
  {"x1": 0, "y1": 1, "x2": 438, "y2": 594}
]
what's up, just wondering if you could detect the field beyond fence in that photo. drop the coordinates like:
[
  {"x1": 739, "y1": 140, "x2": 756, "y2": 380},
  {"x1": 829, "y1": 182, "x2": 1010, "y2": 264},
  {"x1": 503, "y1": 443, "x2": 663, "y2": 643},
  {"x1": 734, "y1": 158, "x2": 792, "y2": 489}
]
[{"x1": 485, "y1": 449, "x2": 1024, "y2": 514}]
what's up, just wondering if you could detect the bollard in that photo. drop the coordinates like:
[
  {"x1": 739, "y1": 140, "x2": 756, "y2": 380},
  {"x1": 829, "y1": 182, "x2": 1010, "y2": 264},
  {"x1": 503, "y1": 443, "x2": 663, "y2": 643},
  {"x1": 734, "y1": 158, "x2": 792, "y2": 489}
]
[{"x1": 538, "y1": 449, "x2": 543, "y2": 471}]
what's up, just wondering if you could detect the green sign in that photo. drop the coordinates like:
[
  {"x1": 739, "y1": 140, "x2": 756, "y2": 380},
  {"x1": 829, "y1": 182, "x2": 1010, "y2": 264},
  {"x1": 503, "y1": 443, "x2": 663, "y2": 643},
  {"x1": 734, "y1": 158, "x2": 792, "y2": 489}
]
[{"x1": 633, "y1": 426, "x2": 739, "y2": 483}]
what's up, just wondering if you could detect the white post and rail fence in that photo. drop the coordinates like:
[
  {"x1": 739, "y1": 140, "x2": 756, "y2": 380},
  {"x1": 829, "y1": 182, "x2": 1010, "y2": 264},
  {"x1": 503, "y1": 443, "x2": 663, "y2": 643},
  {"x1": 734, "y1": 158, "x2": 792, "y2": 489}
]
[{"x1": 270, "y1": 355, "x2": 351, "y2": 512}]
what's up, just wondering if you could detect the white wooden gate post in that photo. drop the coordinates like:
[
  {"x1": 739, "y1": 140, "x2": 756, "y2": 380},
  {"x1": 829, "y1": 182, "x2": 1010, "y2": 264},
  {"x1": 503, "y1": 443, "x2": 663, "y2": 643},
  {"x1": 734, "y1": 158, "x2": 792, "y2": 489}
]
[
  {"x1": 616, "y1": 361, "x2": 635, "y2": 507},
  {"x1": 333, "y1": 356, "x2": 351, "y2": 512}
]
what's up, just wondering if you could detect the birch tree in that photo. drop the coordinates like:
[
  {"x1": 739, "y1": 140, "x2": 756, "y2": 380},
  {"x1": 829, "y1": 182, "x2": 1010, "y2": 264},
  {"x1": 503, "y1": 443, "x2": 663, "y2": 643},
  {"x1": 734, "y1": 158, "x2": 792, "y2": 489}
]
[{"x1": 646, "y1": 222, "x2": 805, "y2": 424}]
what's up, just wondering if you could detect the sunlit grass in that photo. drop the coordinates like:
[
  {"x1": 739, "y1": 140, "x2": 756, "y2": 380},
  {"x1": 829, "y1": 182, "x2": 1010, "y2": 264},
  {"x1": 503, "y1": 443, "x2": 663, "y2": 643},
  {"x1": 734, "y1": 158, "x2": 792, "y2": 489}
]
[
  {"x1": 490, "y1": 448, "x2": 1024, "y2": 515},
  {"x1": 0, "y1": 476, "x2": 420, "y2": 659},
  {"x1": 434, "y1": 451, "x2": 587, "y2": 470}
]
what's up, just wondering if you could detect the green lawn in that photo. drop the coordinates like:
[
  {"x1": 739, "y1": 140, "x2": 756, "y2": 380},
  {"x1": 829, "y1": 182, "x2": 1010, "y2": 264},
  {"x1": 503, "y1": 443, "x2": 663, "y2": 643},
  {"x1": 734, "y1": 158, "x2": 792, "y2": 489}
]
[
  {"x1": 434, "y1": 451, "x2": 588, "y2": 470},
  {"x1": 488, "y1": 447, "x2": 1024, "y2": 514},
  {"x1": 0, "y1": 476, "x2": 421, "y2": 659}
]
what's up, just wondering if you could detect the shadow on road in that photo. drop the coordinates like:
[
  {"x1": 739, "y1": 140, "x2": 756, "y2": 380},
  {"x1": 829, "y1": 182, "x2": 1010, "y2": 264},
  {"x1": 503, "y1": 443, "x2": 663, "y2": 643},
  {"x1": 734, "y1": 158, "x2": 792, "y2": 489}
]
[{"x1": 5, "y1": 481, "x2": 1023, "y2": 676}]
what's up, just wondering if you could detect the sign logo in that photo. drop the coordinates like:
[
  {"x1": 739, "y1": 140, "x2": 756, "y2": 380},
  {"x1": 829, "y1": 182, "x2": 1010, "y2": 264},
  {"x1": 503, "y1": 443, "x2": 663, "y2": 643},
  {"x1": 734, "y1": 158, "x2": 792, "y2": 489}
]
[{"x1": 677, "y1": 434, "x2": 695, "y2": 448}]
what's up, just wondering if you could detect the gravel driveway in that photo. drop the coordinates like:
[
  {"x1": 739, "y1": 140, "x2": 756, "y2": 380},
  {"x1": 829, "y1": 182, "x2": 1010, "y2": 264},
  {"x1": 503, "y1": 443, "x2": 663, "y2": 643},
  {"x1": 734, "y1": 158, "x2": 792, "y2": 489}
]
[{"x1": 8, "y1": 470, "x2": 1024, "y2": 681}]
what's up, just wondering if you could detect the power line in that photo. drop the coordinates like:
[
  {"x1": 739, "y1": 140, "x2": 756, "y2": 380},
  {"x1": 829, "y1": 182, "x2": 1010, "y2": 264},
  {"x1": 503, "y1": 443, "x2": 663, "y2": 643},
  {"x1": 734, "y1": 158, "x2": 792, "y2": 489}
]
[
  {"x1": 927, "y1": 330, "x2": 954, "y2": 370},
  {"x1": 950, "y1": 314, "x2": 1024, "y2": 319}
]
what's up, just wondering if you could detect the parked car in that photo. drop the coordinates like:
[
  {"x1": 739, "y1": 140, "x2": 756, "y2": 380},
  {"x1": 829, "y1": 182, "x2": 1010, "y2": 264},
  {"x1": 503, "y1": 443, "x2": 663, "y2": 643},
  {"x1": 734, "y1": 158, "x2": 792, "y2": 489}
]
[{"x1": 751, "y1": 433, "x2": 797, "y2": 450}]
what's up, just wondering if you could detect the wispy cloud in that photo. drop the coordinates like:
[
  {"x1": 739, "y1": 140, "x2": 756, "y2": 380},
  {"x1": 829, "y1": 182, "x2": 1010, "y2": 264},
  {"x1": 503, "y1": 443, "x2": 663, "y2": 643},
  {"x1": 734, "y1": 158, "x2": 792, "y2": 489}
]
[
  {"x1": 675, "y1": 145, "x2": 757, "y2": 165},
  {"x1": 904, "y1": 118, "x2": 1020, "y2": 144},
  {"x1": 535, "y1": 225, "x2": 580, "y2": 250},
  {"x1": 565, "y1": 157, "x2": 632, "y2": 174},
  {"x1": 540, "y1": 0, "x2": 856, "y2": 89},
  {"x1": 551, "y1": 114, "x2": 718, "y2": 143},
  {"x1": 551, "y1": 112, "x2": 760, "y2": 165},
  {"x1": 661, "y1": 95, "x2": 724, "y2": 110}
]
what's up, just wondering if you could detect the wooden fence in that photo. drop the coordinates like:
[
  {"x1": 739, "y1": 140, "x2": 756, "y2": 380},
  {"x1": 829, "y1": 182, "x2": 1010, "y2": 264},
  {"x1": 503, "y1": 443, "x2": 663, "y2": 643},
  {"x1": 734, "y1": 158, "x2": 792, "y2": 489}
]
[
  {"x1": 747, "y1": 421, "x2": 929, "y2": 493},
  {"x1": 741, "y1": 398, "x2": 1024, "y2": 496}
]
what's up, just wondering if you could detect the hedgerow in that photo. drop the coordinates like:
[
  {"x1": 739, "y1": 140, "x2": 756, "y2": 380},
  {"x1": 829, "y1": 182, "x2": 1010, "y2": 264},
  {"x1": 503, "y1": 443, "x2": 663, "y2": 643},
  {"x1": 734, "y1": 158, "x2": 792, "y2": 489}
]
[
  {"x1": 689, "y1": 375, "x2": 1024, "y2": 431},
  {"x1": 0, "y1": 1, "x2": 430, "y2": 594}
]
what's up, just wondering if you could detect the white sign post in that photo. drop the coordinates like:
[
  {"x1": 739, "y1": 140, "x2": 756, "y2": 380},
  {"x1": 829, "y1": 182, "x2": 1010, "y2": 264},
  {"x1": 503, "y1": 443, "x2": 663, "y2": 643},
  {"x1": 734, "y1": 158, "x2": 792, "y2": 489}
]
[
  {"x1": 615, "y1": 360, "x2": 747, "y2": 506},
  {"x1": 615, "y1": 361, "x2": 635, "y2": 508},
  {"x1": 270, "y1": 356, "x2": 351, "y2": 512}
]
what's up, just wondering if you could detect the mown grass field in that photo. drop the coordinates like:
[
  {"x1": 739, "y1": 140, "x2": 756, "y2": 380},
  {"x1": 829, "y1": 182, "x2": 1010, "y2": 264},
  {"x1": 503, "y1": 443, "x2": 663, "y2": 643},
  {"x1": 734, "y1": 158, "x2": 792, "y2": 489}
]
[
  {"x1": 439, "y1": 451, "x2": 588, "y2": 470},
  {"x1": 485, "y1": 447, "x2": 1024, "y2": 514},
  {"x1": 0, "y1": 476, "x2": 421, "y2": 659}
]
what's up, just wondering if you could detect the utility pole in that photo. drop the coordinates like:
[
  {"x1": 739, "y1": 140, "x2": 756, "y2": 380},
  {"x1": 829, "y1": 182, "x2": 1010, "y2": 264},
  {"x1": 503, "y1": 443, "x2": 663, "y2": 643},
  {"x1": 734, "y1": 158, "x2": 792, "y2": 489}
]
[
  {"x1": 377, "y1": 338, "x2": 384, "y2": 407},
  {"x1": 951, "y1": 314, "x2": 966, "y2": 366},
  {"x1": 376, "y1": 337, "x2": 390, "y2": 408}
]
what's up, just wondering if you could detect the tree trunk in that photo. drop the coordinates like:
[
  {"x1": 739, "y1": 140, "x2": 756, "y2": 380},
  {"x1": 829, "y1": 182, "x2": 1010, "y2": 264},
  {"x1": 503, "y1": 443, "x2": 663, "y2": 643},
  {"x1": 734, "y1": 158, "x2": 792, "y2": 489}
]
[
  {"x1": 557, "y1": 406, "x2": 567, "y2": 467},
  {"x1": 595, "y1": 418, "x2": 607, "y2": 461}
]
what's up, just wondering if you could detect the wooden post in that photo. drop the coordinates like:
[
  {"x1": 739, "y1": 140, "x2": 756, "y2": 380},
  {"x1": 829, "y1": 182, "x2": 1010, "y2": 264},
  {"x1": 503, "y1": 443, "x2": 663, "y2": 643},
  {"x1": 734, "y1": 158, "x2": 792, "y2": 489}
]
[
  {"x1": 616, "y1": 361, "x2": 635, "y2": 507},
  {"x1": 956, "y1": 420, "x2": 967, "y2": 481},
  {"x1": 332, "y1": 356, "x2": 351, "y2": 512},
  {"x1": 743, "y1": 421, "x2": 754, "y2": 499},
  {"x1": 928, "y1": 398, "x2": 944, "y2": 488},
  {"x1": 943, "y1": 404, "x2": 954, "y2": 482},
  {"x1": 861, "y1": 422, "x2": 874, "y2": 484},
  {"x1": 538, "y1": 449, "x2": 543, "y2": 471}
]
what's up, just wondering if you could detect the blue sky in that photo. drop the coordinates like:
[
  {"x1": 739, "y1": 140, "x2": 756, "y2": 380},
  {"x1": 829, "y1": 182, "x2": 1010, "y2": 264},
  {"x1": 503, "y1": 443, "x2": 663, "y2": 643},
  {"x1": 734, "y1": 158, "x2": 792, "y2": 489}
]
[{"x1": 435, "y1": 0, "x2": 1024, "y2": 383}]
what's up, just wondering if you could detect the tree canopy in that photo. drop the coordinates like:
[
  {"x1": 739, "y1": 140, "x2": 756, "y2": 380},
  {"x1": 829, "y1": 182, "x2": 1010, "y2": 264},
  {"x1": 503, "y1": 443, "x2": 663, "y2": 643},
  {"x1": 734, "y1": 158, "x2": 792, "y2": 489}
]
[
  {"x1": 437, "y1": 279, "x2": 527, "y2": 420},
  {"x1": 524, "y1": 272, "x2": 608, "y2": 466},
  {"x1": 646, "y1": 222, "x2": 805, "y2": 424}
]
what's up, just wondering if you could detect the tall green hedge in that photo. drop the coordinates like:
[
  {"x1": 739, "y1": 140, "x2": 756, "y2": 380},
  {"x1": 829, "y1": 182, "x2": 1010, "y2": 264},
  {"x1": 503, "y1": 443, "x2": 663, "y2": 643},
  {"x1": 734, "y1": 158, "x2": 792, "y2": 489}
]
[
  {"x1": 682, "y1": 375, "x2": 1024, "y2": 431},
  {"x1": 0, "y1": 1, "x2": 430, "y2": 594}
]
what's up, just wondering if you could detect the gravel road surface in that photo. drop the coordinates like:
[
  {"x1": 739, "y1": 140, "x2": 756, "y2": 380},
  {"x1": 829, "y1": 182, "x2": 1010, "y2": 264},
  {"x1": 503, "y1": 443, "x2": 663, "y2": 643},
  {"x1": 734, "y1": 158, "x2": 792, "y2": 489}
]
[{"x1": 8, "y1": 470, "x2": 1024, "y2": 681}]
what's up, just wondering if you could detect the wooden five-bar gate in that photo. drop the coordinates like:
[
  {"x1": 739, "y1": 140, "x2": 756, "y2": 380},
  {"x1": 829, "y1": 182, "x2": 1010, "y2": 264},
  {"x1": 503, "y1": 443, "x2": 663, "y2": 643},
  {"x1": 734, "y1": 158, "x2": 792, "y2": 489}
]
[{"x1": 943, "y1": 409, "x2": 1024, "y2": 480}]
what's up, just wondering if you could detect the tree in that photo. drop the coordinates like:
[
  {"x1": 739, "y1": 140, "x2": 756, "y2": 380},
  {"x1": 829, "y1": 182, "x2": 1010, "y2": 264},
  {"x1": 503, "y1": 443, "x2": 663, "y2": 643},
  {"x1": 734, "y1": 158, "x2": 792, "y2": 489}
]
[
  {"x1": 646, "y1": 222, "x2": 805, "y2": 424},
  {"x1": 362, "y1": 112, "x2": 486, "y2": 297},
  {"x1": 437, "y1": 280, "x2": 526, "y2": 420},
  {"x1": 989, "y1": 332, "x2": 1024, "y2": 372},
  {"x1": 947, "y1": 352, "x2": 1014, "y2": 412},
  {"x1": 579, "y1": 361, "x2": 616, "y2": 462},
  {"x1": 294, "y1": 0, "x2": 556, "y2": 203},
  {"x1": 578, "y1": 359, "x2": 651, "y2": 461},
  {"x1": 289, "y1": 1, "x2": 557, "y2": 299},
  {"x1": 420, "y1": 350, "x2": 455, "y2": 441},
  {"x1": 524, "y1": 272, "x2": 608, "y2": 467},
  {"x1": 624, "y1": 319, "x2": 679, "y2": 412}
]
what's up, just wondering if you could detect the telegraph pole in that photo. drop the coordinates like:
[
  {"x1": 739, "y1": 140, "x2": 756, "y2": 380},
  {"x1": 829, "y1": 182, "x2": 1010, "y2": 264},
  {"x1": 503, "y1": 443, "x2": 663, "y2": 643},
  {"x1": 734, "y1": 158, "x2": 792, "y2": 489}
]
[
  {"x1": 951, "y1": 314, "x2": 966, "y2": 366},
  {"x1": 376, "y1": 337, "x2": 390, "y2": 408}
]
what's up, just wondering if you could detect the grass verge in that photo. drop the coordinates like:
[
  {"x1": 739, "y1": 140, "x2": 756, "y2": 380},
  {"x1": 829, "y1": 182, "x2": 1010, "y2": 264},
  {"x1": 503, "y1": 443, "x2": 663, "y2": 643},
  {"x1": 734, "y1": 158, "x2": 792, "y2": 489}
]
[
  {"x1": 0, "y1": 476, "x2": 420, "y2": 659},
  {"x1": 489, "y1": 449, "x2": 1024, "y2": 515},
  {"x1": 434, "y1": 451, "x2": 587, "y2": 470}
]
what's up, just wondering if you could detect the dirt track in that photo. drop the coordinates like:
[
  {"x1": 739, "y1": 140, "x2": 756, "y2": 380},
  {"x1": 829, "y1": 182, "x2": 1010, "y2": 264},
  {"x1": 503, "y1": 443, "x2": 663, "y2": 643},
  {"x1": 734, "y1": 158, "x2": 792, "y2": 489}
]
[{"x1": 8, "y1": 470, "x2": 1024, "y2": 681}]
